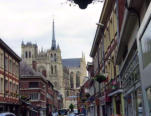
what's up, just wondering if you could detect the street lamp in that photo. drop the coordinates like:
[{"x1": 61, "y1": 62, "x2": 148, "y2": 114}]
[{"x1": 96, "y1": 23, "x2": 104, "y2": 27}]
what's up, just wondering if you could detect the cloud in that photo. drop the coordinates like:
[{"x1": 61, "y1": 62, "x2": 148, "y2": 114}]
[{"x1": 0, "y1": 0, "x2": 103, "y2": 62}]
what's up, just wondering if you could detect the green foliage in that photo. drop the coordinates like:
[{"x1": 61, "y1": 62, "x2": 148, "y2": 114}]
[
  {"x1": 94, "y1": 73, "x2": 106, "y2": 83},
  {"x1": 69, "y1": 103, "x2": 74, "y2": 111}
]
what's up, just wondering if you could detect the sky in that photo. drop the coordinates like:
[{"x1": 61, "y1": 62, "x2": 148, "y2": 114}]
[{"x1": 0, "y1": 0, "x2": 103, "y2": 62}]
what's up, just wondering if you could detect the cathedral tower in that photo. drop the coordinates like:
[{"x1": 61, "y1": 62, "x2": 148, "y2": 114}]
[{"x1": 21, "y1": 41, "x2": 38, "y2": 67}]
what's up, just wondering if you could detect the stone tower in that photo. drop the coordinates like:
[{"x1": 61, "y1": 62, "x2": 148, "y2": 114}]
[
  {"x1": 21, "y1": 41, "x2": 38, "y2": 67},
  {"x1": 21, "y1": 20, "x2": 64, "y2": 93}
]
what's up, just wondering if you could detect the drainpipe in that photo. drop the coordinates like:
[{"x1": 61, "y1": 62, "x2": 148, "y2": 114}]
[
  {"x1": 4, "y1": 51, "x2": 6, "y2": 97},
  {"x1": 3, "y1": 51, "x2": 6, "y2": 112},
  {"x1": 115, "y1": 0, "x2": 120, "y2": 44}
]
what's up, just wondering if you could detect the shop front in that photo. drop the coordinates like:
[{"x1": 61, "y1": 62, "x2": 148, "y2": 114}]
[
  {"x1": 121, "y1": 51, "x2": 143, "y2": 116},
  {"x1": 99, "y1": 91, "x2": 106, "y2": 116},
  {"x1": 137, "y1": 4, "x2": 151, "y2": 115},
  {"x1": 108, "y1": 76, "x2": 124, "y2": 116}
]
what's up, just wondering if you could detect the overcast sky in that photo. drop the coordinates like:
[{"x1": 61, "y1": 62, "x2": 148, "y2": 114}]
[{"x1": 0, "y1": 0, "x2": 103, "y2": 62}]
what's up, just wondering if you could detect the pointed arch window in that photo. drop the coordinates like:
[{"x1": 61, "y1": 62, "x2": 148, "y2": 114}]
[
  {"x1": 55, "y1": 65, "x2": 57, "y2": 74},
  {"x1": 76, "y1": 71, "x2": 80, "y2": 88},
  {"x1": 51, "y1": 65, "x2": 53, "y2": 74},
  {"x1": 29, "y1": 51, "x2": 31, "y2": 58},
  {"x1": 54, "y1": 53, "x2": 56, "y2": 62},
  {"x1": 70, "y1": 72, "x2": 74, "y2": 89},
  {"x1": 51, "y1": 54, "x2": 53, "y2": 58},
  {"x1": 25, "y1": 51, "x2": 28, "y2": 58}
]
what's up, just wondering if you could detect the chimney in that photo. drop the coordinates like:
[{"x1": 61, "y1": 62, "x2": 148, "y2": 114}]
[{"x1": 32, "y1": 61, "x2": 37, "y2": 71}]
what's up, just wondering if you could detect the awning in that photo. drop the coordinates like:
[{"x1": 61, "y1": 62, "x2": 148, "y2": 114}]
[{"x1": 108, "y1": 89, "x2": 123, "y2": 97}]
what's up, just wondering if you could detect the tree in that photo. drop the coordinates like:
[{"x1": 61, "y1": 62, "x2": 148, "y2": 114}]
[{"x1": 69, "y1": 103, "x2": 74, "y2": 111}]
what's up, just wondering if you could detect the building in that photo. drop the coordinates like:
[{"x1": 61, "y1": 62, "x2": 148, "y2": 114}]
[
  {"x1": 46, "y1": 80, "x2": 54, "y2": 115},
  {"x1": 0, "y1": 39, "x2": 21, "y2": 115},
  {"x1": 21, "y1": 20, "x2": 87, "y2": 108},
  {"x1": 62, "y1": 57, "x2": 87, "y2": 108},
  {"x1": 20, "y1": 61, "x2": 48, "y2": 116},
  {"x1": 116, "y1": 0, "x2": 151, "y2": 116},
  {"x1": 89, "y1": 0, "x2": 122, "y2": 116},
  {"x1": 136, "y1": 2, "x2": 151, "y2": 115}
]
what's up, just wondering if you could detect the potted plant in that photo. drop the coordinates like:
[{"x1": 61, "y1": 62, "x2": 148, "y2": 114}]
[
  {"x1": 69, "y1": 103, "x2": 74, "y2": 112},
  {"x1": 94, "y1": 73, "x2": 106, "y2": 83},
  {"x1": 67, "y1": 0, "x2": 104, "y2": 9}
]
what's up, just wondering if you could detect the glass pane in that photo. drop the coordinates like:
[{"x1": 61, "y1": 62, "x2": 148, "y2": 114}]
[
  {"x1": 136, "y1": 88, "x2": 143, "y2": 116},
  {"x1": 146, "y1": 87, "x2": 151, "y2": 115},
  {"x1": 141, "y1": 20, "x2": 151, "y2": 68}
]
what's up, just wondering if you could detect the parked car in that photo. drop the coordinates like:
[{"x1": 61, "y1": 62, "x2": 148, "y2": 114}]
[
  {"x1": 0, "y1": 112, "x2": 16, "y2": 116},
  {"x1": 58, "y1": 109, "x2": 68, "y2": 116}
]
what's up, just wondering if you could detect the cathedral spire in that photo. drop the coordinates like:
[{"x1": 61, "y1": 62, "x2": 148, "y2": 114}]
[{"x1": 51, "y1": 19, "x2": 56, "y2": 50}]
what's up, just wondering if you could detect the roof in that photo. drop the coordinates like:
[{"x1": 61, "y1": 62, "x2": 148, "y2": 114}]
[
  {"x1": 20, "y1": 61, "x2": 47, "y2": 82},
  {"x1": 62, "y1": 58, "x2": 81, "y2": 68},
  {"x1": 0, "y1": 39, "x2": 21, "y2": 62}
]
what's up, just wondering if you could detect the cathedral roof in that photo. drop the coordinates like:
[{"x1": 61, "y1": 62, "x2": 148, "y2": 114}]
[{"x1": 62, "y1": 58, "x2": 81, "y2": 68}]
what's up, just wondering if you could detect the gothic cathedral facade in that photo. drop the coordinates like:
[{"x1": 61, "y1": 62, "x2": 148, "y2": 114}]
[{"x1": 21, "y1": 20, "x2": 87, "y2": 108}]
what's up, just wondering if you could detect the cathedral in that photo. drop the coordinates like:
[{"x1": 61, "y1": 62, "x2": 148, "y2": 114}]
[{"x1": 21, "y1": 20, "x2": 87, "y2": 108}]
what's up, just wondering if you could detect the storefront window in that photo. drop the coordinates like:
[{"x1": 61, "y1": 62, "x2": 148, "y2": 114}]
[
  {"x1": 146, "y1": 87, "x2": 151, "y2": 115},
  {"x1": 141, "y1": 19, "x2": 151, "y2": 69},
  {"x1": 136, "y1": 88, "x2": 143, "y2": 116}
]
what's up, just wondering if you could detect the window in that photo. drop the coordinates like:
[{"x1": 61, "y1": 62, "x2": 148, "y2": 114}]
[
  {"x1": 29, "y1": 82, "x2": 39, "y2": 88},
  {"x1": 0, "y1": 53, "x2": 4, "y2": 68},
  {"x1": 25, "y1": 51, "x2": 28, "y2": 58},
  {"x1": 9, "y1": 59, "x2": 12, "y2": 73},
  {"x1": 12, "y1": 62, "x2": 15, "y2": 75},
  {"x1": 51, "y1": 65, "x2": 53, "y2": 74},
  {"x1": 29, "y1": 51, "x2": 31, "y2": 58},
  {"x1": 70, "y1": 72, "x2": 74, "y2": 88},
  {"x1": 55, "y1": 65, "x2": 57, "y2": 74},
  {"x1": 5, "y1": 57, "x2": 8, "y2": 71},
  {"x1": 30, "y1": 93, "x2": 39, "y2": 100},
  {"x1": 16, "y1": 64, "x2": 19, "y2": 77},
  {"x1": 141, "y1": 19, "x2": 151, "y2": 68},
  {"x1": 5, "y1": 79, "x2": 8, "y2": 91},
  {"x1": 76, "y1": 72, "x2": 80, "y2": 88},
  {"x1": 0, "y1": 78, "x2": 3, "y2": 93},
  {"x1": 54, "y1": 54, "x2": 56, "y2": 62}
]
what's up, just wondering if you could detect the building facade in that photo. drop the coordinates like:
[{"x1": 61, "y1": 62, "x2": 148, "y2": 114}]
[
  {"x1": 62, "y1": 57, "x2": 87, "y2": 108},
  {"x1": 21, "y1": 20, "x2": 87, "y2": 108},
  {"x1": 0, "y1": 39, "x2": 21, "y2": 115},
  {"x1": 86, "y1": 0, "x2": 151, "y2": 116},
  {"x1": 20, "y1": 61, "x2": 63, "y2": 116},
  {"x1": 20, "y1": 62, "x2": 48, "y2": 116},
  {"x1": 116, "y1": 0, "x2": 151, "y2": 116}
]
